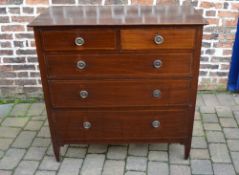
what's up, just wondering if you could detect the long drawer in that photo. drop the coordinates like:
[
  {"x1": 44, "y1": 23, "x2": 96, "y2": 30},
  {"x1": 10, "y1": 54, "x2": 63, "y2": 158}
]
[
  {"x1": 52, "y1": 109, "x2": 189, "y2": 141},
  {"x1": 48, "y1": 79, "x2": 191, "y2": 108},
  {"x1": 46, "y1": 53, "x2": 192, "y2": 79}
]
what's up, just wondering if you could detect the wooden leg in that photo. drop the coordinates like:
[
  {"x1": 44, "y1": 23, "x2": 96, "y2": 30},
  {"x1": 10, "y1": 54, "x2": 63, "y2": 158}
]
[
  {"x1": 184, "y1": 140, "x2": 191, "y2": 159},
  {"x1": 53, "y1": 143, "x2": 61, "y2": 162}
]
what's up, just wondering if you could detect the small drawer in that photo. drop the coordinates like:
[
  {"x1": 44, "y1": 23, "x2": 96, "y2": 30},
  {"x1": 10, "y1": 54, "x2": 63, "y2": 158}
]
[
  {"x1": 52, "y1": 109, "x2": 189, "y2": 141},
  {"x1": 46, "y1": 53, "x2": 192, "y2": 79},
  {"x1": 41, "y1": 29, "x2": 116, "y2": 51},
  {"x1": 48, "y1": 79, "x2": 191, "y2": 108},
  {"x1": 121, "y1": 28, "x2": 196, "y2": 50}
]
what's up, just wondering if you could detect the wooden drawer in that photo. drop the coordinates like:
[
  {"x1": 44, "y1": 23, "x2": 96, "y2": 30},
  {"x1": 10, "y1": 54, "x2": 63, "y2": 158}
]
[
  {"x1": 46, "y1": 53, "x2": 192, "y2": 79},
  {"x1": 121, "y1": 28, "x2": 196, "y2": 50},
  {"x1": 48, "y1": 79, "x2": 191, "y2": 108},
  {"x1": 52, "y1": 109, "x2": 189, "y2": 141},
  {"x1": 41, "y1": 29, "x2": 116, "y2": 51}
]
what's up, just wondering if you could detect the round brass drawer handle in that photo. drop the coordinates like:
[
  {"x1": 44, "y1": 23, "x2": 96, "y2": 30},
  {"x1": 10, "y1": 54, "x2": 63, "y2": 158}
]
[
  {"x1": 152, "y1": 120, "x2": 160, "y2": 128},
  {"x1": 77, "y1": 60, "x2": 86, "y2": 70},
  {"x1": 75, "y1": 37, "x2": 85, "y2": 46},
  {"x1": 79, "y1": 90, "x2": 88, "y2": 99},
  {"x1": 154, "y1": 34, "x2": 164, "y2": 45},
  {"x1": 83, "y1": 121, "x2": 91, "y2": 129},
  {"x1": 153, "y1": 89, "x2": 161, "y2": 98},
  {"x1": 153, "y1": 59, "x2": 162, "y2": 69}
]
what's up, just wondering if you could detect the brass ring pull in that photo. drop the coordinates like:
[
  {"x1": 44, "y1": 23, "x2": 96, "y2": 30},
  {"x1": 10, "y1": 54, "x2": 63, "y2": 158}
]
[
  {"x1": 83, "y1": 121, "x2": 91, "y2": 129},
  {"x1": 154, "y1": 35, "x2": 164, "y2": 45},
  {"x1": 79, "y1": 90, "x2": 88, "y2": 99},
  {"x1": 153, "y1": 89, "x2": 161, "y2": 98},
  {"x1": 77, "y1": 60, "x2": 86, "y2": 70},
  {"x1": 153, "y1": 59, "x2": 162, "y2": 69},
  {"x1": 152, "y1": 120, "x2": 160, "y2": 128},
  {"x1": 75, "y1": 37, "x2": 85, "y2": 46}
]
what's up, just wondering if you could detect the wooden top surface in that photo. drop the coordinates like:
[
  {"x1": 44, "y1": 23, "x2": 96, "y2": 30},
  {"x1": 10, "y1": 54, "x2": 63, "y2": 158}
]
[{"x1": 28, "y1": 5, "x2": 207, "y2": 27}]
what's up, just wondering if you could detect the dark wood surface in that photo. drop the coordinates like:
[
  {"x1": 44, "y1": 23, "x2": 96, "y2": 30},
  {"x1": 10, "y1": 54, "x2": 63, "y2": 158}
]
[
  {"x1": 48, "y1": 79, "x2": 191, "y2": 108},
  {"x1": 46, "y1": 53, "x2": 193, "y2": 79},
  {"x1": 28, "y1": 5, "x2": 207, "y2": 27},
  {"x1": 42, "y1": 29, "x2": 116, "y2": 51},
  {"x1": 121, "y1": 28, "x2": 195, "y2": 49},
  {"x1": 52, "y1": 109, "x2": 189, "y2": 141},
  {"x1": 31, "y1": 4, "x2": 206, "y2": 161}
]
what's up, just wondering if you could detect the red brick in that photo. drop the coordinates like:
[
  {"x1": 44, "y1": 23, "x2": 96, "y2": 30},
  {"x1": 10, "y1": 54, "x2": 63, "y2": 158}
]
[
  {"x1": 52, "y1": 0, "x2": 75, "y2": 4},
  {"x1": 223, "y1": 49, "x2": 232, "y2": 55},
  {"x1": 205, "y1": 10, "x2": 216, "y2": 17},
  {"x1": 157, "y1": 0, "x2": 177, "y2": 4},
  {"x1": 77, "y1": 0, "x2": 102, "y2": 4},
  {"x1": 0, "y1": 50, "x2": 13, "y2": 55},
  {"x1": 105, "y1": 0, "x2": 128, "y2": 5},
  {"x1": 1, "y1": 25, "x2": 25, "y2": 32},
  {"x1": 11, "y1": 16, "x2": 34, "y2": 23},
  {"x1": 231, "y1": 3, "x2": 239, "y2": 10},
  {"x1": 206, "y1": 18, "x2": 219, "y2": 25},
  {"x1": 221, "y1": 64, "x2": 230, "y2": 70},
  {"x1": 26, "y1": 0, "x2": 48, "y2": 4},
  {"x1": 200, "y1": 2, "x2": 223, "y2": 9},
  {"x1": 223, "y1": 19, "x2": 238, "y2": 27},
  {"x1": 218, "y1": 11, "x2": 238, "y2": 18},
  {"x1": 132, "y1": 0, "x2": 153, "y2": 5},
  {"x1": 200, "y1": 2, "x2": 213, "y2": 8}
]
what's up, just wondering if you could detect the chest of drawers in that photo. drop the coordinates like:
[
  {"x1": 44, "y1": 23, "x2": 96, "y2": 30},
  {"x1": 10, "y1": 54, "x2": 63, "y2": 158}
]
[{"x1": 29, "y1": 4, "x2": 207, "y2": 161}]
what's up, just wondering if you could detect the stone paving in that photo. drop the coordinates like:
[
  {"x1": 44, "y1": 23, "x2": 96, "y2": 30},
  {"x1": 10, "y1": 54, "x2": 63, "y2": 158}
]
[{"x1": 0, "y1": 93, "x2": 239, "y2": 175}]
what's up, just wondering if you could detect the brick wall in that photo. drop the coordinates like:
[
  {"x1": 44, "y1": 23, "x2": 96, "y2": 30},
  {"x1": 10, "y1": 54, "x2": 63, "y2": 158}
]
[{"x1": 0, "y1": 0, "x2": 238, "y2": 98}]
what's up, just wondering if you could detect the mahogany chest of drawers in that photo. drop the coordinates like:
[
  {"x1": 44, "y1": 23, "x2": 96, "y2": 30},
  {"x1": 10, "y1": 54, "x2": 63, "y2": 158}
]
[{"x1": 29, "y1": 4, "x2": 207, "y2": 161}]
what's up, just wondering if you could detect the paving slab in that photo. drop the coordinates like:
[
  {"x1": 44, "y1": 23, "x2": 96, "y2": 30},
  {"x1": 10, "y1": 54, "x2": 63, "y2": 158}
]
[
  {"x1": 27, "y1": 103, "x2": 45, "y2": 116},
  {"x1": 148, "y1": 162, "x2": 169, "y2": 175},
  {"x1": 170, "y1": 165, "x2": 191, "y2": 175},
  {"x1": 13, "y1": 160, "x2": 39, "y2": 175},
  {"x1": 128, "y1": 144, "x2": 148, "y2": 157},
  {"x1": 149, "y1": 143, "x2": 168, "y2": 151},
  {"x1": 58, "y1": 158, "x2": 83, "y2": 175},
  {"x1": 126, "y1": 156, "x2": 147, "y2": 171},
  {"x1": 209, "y1": 144, "x2": 231, "y2": 163},
  {"x1": 191, "y1": 160, "x2": 213, "y2": 175},
  {"x1": 24, "y1": 147, "x2": 47, "y2": 160},
  {"x1": 65, "y1": 147, "x2": 87, "y2": 159},
  {"x1": 0, "y1": 148, "x2": 26, "y2": 170},
  {"x1": 231, "y1": 152, "x2": 239, "y2": 174},
  {"x1": 2, "y1": 117, "x2": 29, "y2": 127},
  {"x1": 87, "y1": 144, "x2": 108, "y2": 153},
  {"x1": 12, "y1": 131, "x2": 36, "y2": 148},
  {"x1": 213, "y1": 163, "x2": 236, "y2": 175},
  {"x1": 202, "y1": 94, "x2": 220, "y2": 106},
  {"x1": 80, "y1": 154, "x2": 105, "y2": 175},
  {"x1": 217, "y1": 93, "x2": 236, "y2": 106},
  {"x1": 148, "y1": 151, "x2": 168, "y2": 161},
  {"x1": 107, "y1": 146, "x2": 127, "y2": 160},
  {"x1": 10, "y1": 103, "x2": 30, "y2": 117},
  {"x1": 102, "y1": 160, "x2": 125, "y2": 175},
  {"x1": 0, "y1": 104, "x2": 13, "y2": 118},
  {"x1": 216, "y1": 106, "x2": 234, "y2": 118}
]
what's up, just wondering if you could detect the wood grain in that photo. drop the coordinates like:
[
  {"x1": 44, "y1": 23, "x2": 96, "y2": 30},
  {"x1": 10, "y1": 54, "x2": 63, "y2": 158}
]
[
  {"x1": 41, "y1": 29, "x2": 116, "y2": 51},
  {"x1": 48, "y1": 79, "x2": 191, "y2": 108},
  {"x1": 121, "y1": 28, "x2": 196, "y2": 50},
  {"x1": 52, "y1": 109, "x2": 189, "y2": 141},
  {"x1": 46, "y1": 53, "x2": 193, "y2": 79}
]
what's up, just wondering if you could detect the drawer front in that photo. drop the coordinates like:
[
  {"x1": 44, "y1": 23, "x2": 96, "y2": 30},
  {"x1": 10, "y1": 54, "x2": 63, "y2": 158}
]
[
  {"x1": 48, "y1": 80, "x2": 191, "y2": 108},
  {"x1": 41, "y1": 29, "x2": 116, "y2": 51},
  {"x1": 46, "y1": 53, "x2": 192, "y2": 79},
  {"x1": 121, "y1": 28, "x2": 195, "y2": 50},
  {"x1": 52, "y1": 110, "x2": 189, "y2": 141}
]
